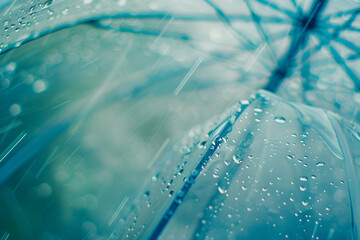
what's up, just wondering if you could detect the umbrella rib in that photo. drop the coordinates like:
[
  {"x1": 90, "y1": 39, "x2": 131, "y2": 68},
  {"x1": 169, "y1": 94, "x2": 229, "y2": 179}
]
[
  {"x1": 254, "y1": 0, "x2": 296, "y2": 19},
  {"x1": 244, "y1": 0, "x2": 278, "y2": 63},
  {"x1": 202, "y1": 0, "x2": 256, "y2": 49},
  {"x1": 327, "y1": 45, "x2": 360, "y2": 91}
]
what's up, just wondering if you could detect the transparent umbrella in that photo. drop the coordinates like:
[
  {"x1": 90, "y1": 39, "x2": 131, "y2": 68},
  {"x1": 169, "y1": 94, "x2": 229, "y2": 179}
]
[
  {"x1": 114, "y1": 91, "x2": 360, "y2": 239},
  {"x1": 0, "y1": 0, "x2": 359, "y2": 239}
]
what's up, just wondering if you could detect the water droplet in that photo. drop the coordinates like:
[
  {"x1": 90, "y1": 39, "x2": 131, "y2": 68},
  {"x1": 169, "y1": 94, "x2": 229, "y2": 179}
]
[
  {"x1": 9, "y1": 103, "x2": 21, "y2": 116},
  {"x1": 274, "y1": 116, "x2": 286, "y2": 124},
  {"x1": 45, "y1": 0, "x2": 54, "y2": 6},
  {"x1": 302, "y1": 201, "x2": 308, "y2": 206},
  {"x1": 37, "y1": 183, "x2": 52, "y2": 197},
  {"x1": 33, "y1": 80, "x2": 47, "y2": 93},
  {"x1": 286, "y1": 155, "x2": 294, "y2": 159},
  {"x1": 213, "y1": 168, "x2": 220, "y2": 178},
  {"x1": 5, "y1": 62, "x2": 16, "y2": 72},
  {"x1": 218, "y1": 186, "x2": 227, "y2": 194},
  {"x1": 316, "y1": 162, "x2": 325, "y2": 167},
  {"x1": 300, "y1": 186, "x2": 307, "y2": 191},
  {"x1": 233, "y1": 155, "x2": 243, "y2": 164},
  {"x1": 199, "y1": 141, "x2": 207, "y2": 148},
  {"x1": 62, "y1": 9, "x2": 69, "y2": 15},
  {"x1": 240, "y1": 100, "x2": 250, "y2": 105},
  {"x1": 241, "y1": 185, "x2": 247, "y2": 191},
  {"x1": 300, "y1": 176, "x2": 308, "y2": 182}
]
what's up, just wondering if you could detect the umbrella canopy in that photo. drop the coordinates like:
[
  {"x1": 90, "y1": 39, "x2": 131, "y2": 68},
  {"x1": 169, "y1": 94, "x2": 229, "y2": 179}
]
[
  {"x1": 114, "y1": 91, "x2": 360, "y2": 239},
  {"x1": 0, "y1": 0, "x2": 360, "y2": 239}
]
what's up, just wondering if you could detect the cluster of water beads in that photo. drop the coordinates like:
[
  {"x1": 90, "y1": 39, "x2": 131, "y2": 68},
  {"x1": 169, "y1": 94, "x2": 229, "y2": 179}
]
[
  {"x1": 1, "y1": 0, "x2": 360, "y2": 239},
  {"x1": 112, "y1": 90, "x2": 358, "y2": 239}
]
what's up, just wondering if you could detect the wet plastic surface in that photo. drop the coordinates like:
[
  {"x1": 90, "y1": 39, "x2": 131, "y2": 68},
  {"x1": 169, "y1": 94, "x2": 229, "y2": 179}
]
[{"x1": 1, "y1": 0, "x2": 360, "y2": 239}]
